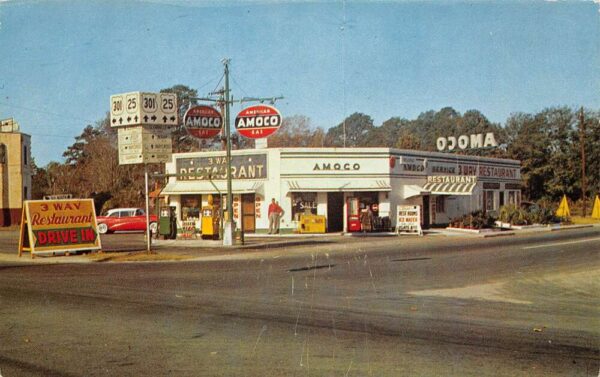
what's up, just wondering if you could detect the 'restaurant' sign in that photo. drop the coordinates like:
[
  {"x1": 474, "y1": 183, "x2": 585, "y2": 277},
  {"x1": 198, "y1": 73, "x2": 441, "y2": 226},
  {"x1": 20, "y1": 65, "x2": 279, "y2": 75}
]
[
  {"x1": 19, "y1": 199, "x2": 101, "y2": 257},
  {"x1": 235, "y1": 105, "x2": 282, "y2": 139},
  {"x1": 183, "y1": 105, "x2": 223, "y2": 139},
  {"x1": 177, "y1": 154, "x2": 267, "y2": 181}
]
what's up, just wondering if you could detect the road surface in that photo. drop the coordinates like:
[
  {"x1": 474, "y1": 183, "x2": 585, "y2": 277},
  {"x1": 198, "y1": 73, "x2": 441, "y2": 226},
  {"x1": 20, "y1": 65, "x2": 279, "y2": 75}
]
[{"x1": 0, "y1": 228, "x2": 598, "y2": 376}]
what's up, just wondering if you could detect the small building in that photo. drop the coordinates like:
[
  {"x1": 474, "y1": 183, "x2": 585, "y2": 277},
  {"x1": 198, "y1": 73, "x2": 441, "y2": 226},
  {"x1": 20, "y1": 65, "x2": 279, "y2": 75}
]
[
  {"x1": 161, "y1": 147, "x2": 521, "y2": 233},
  {"x1": 0, "y1": 118, "x2": 32, "y2": 226}
]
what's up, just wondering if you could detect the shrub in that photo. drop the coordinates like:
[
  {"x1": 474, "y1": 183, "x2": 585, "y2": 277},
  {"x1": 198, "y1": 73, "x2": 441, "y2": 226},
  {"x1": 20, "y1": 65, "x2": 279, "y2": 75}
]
[
  {"x1": 498, "y1": 202, "x2": 559, "y2": 225},
  {"x1": 450, "y1": 210, "x2": 496, "y2": 229}
]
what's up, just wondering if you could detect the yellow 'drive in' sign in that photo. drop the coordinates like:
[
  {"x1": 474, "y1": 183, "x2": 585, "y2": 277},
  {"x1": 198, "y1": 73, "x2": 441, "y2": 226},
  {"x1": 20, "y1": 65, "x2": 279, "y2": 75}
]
[{"x1": 20, "y1": 199, "x2": 102, "y2": 256}]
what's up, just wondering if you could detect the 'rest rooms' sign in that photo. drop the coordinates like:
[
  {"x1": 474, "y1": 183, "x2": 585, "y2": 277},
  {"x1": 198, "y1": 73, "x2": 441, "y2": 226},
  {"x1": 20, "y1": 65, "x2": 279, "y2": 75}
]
[
  {"x1": 235, "y1": 105, "x2": 282, "y2": 139},
  {"x1": 19, "y1": 199, "x2": 101, "y2": 256}
]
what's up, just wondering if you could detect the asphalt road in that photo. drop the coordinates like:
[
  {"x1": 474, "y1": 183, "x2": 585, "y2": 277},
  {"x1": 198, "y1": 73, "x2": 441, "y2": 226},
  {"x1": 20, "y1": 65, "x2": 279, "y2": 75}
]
[{"x1": 0, "y1": 228, "x2": 598, "y2": 376}]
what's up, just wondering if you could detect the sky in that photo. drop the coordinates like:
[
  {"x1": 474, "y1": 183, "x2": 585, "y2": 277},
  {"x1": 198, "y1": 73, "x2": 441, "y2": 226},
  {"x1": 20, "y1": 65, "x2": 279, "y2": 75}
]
[{"x1": 0, "y1": 0, "x2": 598, "y2": 166}]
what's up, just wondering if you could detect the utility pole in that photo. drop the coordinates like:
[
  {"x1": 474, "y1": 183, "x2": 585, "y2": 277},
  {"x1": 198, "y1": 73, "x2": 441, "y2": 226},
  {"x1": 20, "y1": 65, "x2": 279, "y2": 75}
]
[
  {"x1": 223, "y1": 59, "x2": 234, "y2": 245},
  {"x1": 193, "y1": 59, "x2": 283, "y2": 245},
  {"x1": 580, "y1": 107, "x2": 587, "y2": 217}
]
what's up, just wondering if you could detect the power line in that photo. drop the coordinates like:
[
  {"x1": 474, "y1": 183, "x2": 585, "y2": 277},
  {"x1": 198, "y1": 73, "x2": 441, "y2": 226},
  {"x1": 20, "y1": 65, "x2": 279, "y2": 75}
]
[
  {"x1": 231, "y1": 74, "x2": 249, "y2": 98},
  {"x1": 0, "y1": 101, "x2": 100, "y2": 124}
]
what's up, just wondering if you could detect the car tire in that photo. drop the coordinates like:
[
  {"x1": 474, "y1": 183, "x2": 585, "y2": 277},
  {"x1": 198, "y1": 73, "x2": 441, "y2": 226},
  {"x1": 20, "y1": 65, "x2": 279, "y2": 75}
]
[
  {"x1": 97, "y1": 223, "x2": 108, "y2": 234},
  {"x1": 149, "y1": 222, "x2": 158, "y2": 234}
]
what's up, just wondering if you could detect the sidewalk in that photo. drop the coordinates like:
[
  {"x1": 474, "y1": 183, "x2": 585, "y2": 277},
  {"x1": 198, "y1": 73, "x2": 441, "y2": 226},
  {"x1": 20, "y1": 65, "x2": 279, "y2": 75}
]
[{"x1": 2, "y1": 223, "x2": 597, "y2": 265}]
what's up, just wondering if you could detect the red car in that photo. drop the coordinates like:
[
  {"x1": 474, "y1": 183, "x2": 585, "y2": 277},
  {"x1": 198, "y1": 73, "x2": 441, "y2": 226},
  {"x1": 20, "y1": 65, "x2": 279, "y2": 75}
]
[{"x1": 96, "y1": 208, "x2": 158, "y2": 234}]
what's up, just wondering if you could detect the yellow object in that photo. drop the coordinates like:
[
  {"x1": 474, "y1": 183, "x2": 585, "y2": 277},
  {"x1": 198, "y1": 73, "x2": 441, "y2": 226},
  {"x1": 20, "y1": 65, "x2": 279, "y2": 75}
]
[
  {"x1": 298, "y1": 214, "x2": 326, "y2": 233},
  {"x1": 555, "y1": 195, "x2": 571, "y2": 218},
  {"x1": 592, "y1": 195, "x2": 600, "y2": 219},
  {"x1": 201, "y1": 206, "x2": 219, "y2": 239}
]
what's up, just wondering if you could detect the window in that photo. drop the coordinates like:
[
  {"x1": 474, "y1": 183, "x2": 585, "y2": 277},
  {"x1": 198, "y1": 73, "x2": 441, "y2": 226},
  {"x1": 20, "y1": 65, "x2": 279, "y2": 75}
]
[
  {"x1": 508, "y1": 191, "x2": 516, "y2": 206},
  {"x1": 23, "y1": 145, "x2": 28, "y2": 165},
  {"x1": 181, "y1": 195, "x2": 201, "y2": 220},
  {"x1": 0, "y1": 144, "x2": 6, "y2": 164},
  {"x1": 507, "y1": 191, "x2": 521, "y2": 206},
  {"x1": 484, "y1": 190, "x2": 495, "y2": 211},
  {"x1": 292, "y1": 192, "x2": 317, "y2": 221},
  {"x1": 435, "y1": 196, "x2": 446, "y2": 213}
]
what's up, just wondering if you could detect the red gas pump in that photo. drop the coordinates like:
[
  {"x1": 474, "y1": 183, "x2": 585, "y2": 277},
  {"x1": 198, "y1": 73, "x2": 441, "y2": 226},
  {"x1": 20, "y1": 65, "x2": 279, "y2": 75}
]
[{"x1": 347, "y1": 197, "x2": 362, "y2": 232}]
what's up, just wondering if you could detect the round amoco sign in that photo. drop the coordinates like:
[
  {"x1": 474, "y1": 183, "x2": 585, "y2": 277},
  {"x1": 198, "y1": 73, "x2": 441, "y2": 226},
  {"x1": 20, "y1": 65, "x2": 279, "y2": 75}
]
[
  {"x1": 235, "y1": 105, "x2": 282, "y2": 139},
  {"x1": 183, "y1": 105, "x2": 223, "y2": 139}
]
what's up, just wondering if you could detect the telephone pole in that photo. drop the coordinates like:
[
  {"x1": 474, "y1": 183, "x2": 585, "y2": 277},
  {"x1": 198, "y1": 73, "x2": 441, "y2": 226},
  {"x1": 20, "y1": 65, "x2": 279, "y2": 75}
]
[
  {"x1": 194, "y1": 59, "x2": 283, "y2": 245},
  {"x1": 580, "y1": 107, "x2": 587, "y2": 217}
]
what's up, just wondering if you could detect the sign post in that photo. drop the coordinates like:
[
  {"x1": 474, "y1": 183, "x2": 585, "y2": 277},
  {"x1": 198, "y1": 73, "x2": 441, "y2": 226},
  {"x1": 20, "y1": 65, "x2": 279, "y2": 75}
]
[
  {"x1": 192, "y1": 59, "x2": 283, "y2": 246},
  {"x1": 111, "y1": 91, "x2": 178, "y2": 252}
]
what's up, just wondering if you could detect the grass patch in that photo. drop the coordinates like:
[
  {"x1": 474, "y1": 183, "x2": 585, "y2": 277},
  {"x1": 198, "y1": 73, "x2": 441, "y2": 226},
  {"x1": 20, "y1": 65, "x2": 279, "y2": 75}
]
[{"x1": 87, "y1": 251, "x2": 194, "y2": 262}]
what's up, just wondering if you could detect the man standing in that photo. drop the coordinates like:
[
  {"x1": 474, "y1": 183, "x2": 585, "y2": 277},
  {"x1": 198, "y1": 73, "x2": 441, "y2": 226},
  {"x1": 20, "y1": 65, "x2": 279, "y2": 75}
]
[{"x1": 268, "y1": 198, "x2": 283, "y2": 234}]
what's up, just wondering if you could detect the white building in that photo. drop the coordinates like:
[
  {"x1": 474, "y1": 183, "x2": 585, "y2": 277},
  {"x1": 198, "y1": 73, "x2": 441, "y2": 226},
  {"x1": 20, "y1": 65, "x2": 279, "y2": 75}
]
[{"x1": 162, "y1": 148, "x2": 521, "y2": 233}]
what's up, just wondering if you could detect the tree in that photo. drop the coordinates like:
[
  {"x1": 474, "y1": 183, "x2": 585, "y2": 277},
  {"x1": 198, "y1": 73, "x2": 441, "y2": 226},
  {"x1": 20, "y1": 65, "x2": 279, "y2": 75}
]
[
  {"x1": 361, "y1": 117, "x2": 408, "y2": 147},
  {"x1": 325, "y1": 113, "x2": 374, "y2": 147},
  {"x1": 504, "y1": 107, "x2": 582, "y2": 201},
  {"x1": 160, "y1": 85, "x2": 200, "y2": 153},
  {"x1": 30, "y1": 158, "x2": 49, "y2": 199},
  {"x1": 267, "y1": 115, "x2": 325, "y2": 148}
]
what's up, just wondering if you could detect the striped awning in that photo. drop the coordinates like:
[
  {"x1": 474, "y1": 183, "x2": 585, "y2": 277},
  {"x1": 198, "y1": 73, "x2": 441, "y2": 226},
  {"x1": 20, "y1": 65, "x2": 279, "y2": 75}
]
[{"x1": 422, "y1": 181, "x2": 476, "y2": 195}]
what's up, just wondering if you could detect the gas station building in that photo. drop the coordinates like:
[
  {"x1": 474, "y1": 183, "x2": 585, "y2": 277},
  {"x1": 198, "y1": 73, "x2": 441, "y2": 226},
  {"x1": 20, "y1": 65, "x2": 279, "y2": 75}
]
[{"x1": 161, "y1": 147, "x2": 522, "y2": 234}]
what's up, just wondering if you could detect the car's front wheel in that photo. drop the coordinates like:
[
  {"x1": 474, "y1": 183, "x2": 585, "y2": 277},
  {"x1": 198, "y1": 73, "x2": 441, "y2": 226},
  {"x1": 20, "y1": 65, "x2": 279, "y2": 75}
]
[{"x1": 97, "y1": 223, "x2": 108, "y2": 234}]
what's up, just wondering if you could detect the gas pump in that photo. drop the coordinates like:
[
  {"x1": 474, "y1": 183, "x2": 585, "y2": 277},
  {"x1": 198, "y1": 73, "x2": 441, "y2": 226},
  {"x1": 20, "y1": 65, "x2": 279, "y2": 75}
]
[
  {"x1": 201, "y1": 195, "x2": 220, "y2": 240},
  {"x1": 158, "y1": 206, "x2": 177, "y2": 239}
]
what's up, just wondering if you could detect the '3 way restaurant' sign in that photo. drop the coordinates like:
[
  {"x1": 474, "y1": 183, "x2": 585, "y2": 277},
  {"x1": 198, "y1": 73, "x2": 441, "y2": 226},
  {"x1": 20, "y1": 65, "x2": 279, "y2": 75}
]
[{"x1": 176, "y1": 154, "x2": 267, "y2": 181}]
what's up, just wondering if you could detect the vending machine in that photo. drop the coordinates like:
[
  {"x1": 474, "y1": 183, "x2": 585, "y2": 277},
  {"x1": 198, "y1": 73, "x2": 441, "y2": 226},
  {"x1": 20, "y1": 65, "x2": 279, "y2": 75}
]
[{"x1": 347, "y1": 197, "x2": 362, "y2": 232}]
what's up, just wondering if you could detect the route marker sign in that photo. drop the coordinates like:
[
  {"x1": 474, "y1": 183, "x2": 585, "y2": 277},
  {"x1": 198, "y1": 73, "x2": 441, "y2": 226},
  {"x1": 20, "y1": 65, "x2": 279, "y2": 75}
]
[
  {"x1": 235, "y1": 104, "x2": 282, "y2": 139},
  {"x1": 110, "y1": 92, "x2": 178, "y2": 127}
]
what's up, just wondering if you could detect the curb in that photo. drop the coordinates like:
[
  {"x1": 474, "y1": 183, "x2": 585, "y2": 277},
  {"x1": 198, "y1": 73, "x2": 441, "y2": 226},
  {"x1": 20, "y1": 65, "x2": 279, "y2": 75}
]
[{"x1": 549, "y1": 224, "x2": 594, "y2": 232}]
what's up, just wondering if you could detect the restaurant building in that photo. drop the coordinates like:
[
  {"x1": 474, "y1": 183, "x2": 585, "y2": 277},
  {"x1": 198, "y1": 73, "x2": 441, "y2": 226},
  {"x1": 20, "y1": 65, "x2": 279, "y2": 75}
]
[{"x1": 161, "y1": 147, "x2": 521, "y2": 233}]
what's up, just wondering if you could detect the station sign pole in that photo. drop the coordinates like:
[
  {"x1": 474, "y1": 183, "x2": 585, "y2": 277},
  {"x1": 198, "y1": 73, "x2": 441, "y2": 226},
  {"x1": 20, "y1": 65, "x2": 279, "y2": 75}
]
[
  {"x1": 191, "y1": 59, "x2": 283, "y2": 245},
  {"x1": 223, "y1": 59, "x2": 234, "y2": 246},
  {"x1": 145, "y1": 164, "x2": 151, "y2": 252}
]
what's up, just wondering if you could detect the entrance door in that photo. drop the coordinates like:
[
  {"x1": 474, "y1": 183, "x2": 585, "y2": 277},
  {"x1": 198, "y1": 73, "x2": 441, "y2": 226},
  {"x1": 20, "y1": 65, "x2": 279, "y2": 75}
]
[
  {"x1": 327, "y1": 192, "x2": 344, "y2": 232},
  {"x1": 422, "y1": 195, "x2": 430, "y2": 229},
  {"x1": 241, "y1": 194, "x2": 255, "y2": 233}
]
